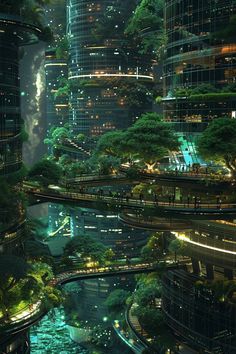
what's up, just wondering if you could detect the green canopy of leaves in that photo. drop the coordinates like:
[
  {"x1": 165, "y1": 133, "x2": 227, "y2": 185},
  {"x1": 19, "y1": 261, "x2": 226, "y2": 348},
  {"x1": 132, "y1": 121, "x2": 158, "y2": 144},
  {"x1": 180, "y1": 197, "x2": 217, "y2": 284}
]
[
  {"x1": 64, "y1": 235, "x2": 106, "y2": 264},
  {"x1": 197, "y1": 118, "x2": 236, "y2": 176},
  {"x1": 97, "y1": 113, "x2": 179, "y2": 167},
  {"x1": 105, "y1": 289, "x2": 130, "y2": 313},
  {"x1": 125, "y1": 0, "x2": 166, "y2": 57},
  {"x1": 28, "y1": 159, "x2": 62, "y2": 185}
]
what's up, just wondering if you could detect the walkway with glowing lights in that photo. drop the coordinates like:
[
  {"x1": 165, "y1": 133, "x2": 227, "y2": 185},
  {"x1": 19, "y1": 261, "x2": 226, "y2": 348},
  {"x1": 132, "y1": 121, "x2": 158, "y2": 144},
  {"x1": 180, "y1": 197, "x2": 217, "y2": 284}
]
[
  {"x1": 62, "y1": 167, "x2": 233, "y2": 189},
  {"x1": 0, "y1": 260, "x2": 185, "y2": 336},
  {"x1": 26, "y1": 187, "x2": 236, "y2": 219},
  {"x1": 49, "y1": 262, "x2": 172, "y2": 287}
]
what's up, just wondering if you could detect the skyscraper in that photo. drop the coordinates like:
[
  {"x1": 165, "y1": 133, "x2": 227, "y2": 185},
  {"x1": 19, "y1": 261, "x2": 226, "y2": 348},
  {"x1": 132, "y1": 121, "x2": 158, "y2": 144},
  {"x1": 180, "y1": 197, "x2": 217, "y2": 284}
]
[
  {"x1": 161, "y1": 1, "x2": 236, "y2": 351},
  {"x1": 163, "y1": 0, "x2": 236, "y2": 164},
  {"x1": 0, "y1": 5, "x2": 43, "y2": 353},
  {"x1": 67, "y1": 0, "x2": 153, "y2": 136},
  {"x1": 0, "y1": 11, "x2": 41, "y2": 176}
]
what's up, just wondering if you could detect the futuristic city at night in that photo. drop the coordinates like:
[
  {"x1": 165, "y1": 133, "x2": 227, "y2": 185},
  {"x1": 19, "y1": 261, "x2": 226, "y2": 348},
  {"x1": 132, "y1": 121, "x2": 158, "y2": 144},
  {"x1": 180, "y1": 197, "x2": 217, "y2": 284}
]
[{"x1": 1, "y1": 1, "x2": 236, "y2": 353}]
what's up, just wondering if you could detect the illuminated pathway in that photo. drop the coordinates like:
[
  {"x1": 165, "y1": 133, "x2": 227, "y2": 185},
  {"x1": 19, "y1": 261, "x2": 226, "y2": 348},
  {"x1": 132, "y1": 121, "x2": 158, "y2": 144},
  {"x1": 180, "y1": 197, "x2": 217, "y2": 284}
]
[
  {"x1": 49, "y1": 262, "x2": 170, "y2": 287},
  {"x1": 0, "y1": 261, "x2": 186, "y2": 335},
  {"x1": 26, "y1": 187, "x2": 236, "y2": 219}
]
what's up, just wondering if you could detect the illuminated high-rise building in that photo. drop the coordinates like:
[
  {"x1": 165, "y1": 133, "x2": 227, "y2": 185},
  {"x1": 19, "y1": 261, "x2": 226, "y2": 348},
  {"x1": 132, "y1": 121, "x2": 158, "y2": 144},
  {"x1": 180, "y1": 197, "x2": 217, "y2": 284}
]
[
  {"x1": 161, "y1": 1, "x2": 236, "y2": 351},
  {"x1": 0, "y1": 12, "x2": 41, "y2": 175},
  {"x1": 0, "y1": 6, "x2": 43, "y2": 354},
  {"x1": 45, "y1": 0, "x2": 69, "y2": 136},
  {"x1": 67, "y1": 0, "x2": 153, "y2": 136},
  {"x1": 163, "y1": 0, "x2": 236, "y2": 163}
]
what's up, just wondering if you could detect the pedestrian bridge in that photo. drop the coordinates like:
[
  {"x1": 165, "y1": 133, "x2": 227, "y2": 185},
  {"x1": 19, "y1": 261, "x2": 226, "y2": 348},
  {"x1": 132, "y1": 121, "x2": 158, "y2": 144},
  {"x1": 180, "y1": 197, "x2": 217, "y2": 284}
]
[{"x1": 26, "y1": 186, "x2": 236, "y2": 220}]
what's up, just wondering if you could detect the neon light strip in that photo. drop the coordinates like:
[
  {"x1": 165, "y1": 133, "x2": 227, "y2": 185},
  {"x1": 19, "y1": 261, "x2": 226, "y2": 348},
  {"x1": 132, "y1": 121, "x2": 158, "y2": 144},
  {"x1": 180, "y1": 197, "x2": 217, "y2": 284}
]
[
  {"x1": 45, "y1": 63, "x2": 67, "y2": 67},
  {"x1": 174, "y1": 232, "x2": 236, "y2": 255},
  {"x1": 69, "y1": 74, "x2": 154, "y2": 80}
]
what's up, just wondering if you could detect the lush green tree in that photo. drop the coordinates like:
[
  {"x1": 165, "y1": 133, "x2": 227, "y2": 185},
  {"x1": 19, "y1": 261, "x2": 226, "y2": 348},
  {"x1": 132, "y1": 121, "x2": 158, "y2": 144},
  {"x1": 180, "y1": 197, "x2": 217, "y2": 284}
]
[
  {"x1": 96, "y1": 130, "x2": 126, "y2": 157},
  {"x1": 125, "y1": 0, "x2": 165, "y2": 58},
  {"x1": 96, "y1": 113, "x2": 179, "y2": 170},
  {"x1": 104, "y1": 248, "x2": 115, "y2": 261},
  {"x1": 28, "y1": 159, "x2": 62, "y2": 185},
  {"x1": 64, "y1": 235, "x2": 106, "y2": 264},
  {"x1": 141, "y1": 233, "x2": 163, "y2": 262},
  {"x1": 124, "y1": 113, "x2": 180, "y2": 170},
  {"x1": 44, "y1": 126, "x2": 69, "y2": 147},
  {"x1": 132, "y1": 306, "x2": 164, "y2": 334},
  {"x1": 134, "y1": 280, "x2": 161, "y2": 308},
  {"x1": 105, "y1": 289, "x2": 130, "y2": 313},
  {"x1": 195, "y1": 279, "x2": 236, "y2": 303},
  {"x1": 66, "y1": 161, "x2": 92, "y2": 178},
  {"x1": 168, "y1": 238, "x2": 185, "y2": 262},
  {"x1": 117, "y1": 80, "x2": 154, "y2": 109},
  {"x1": 0, "y1": 256, "x2": 29, "y2": 319},
  {"x1": 197, "y1": 118, "x2": 236, "y2": 177},
  {"x1": 55, "y1": 36, "x2": 69, "y2": 60},
  {"x1": 96, "y1": 155, "x2": 121, "y2": 175}
]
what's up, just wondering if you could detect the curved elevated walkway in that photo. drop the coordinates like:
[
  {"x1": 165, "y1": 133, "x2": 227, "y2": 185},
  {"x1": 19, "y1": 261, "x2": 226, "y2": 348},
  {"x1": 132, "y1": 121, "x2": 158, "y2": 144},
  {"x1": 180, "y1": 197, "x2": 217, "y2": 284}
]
[{"x1": 26, "y1": 187, "x2": 236, "y2": 219}]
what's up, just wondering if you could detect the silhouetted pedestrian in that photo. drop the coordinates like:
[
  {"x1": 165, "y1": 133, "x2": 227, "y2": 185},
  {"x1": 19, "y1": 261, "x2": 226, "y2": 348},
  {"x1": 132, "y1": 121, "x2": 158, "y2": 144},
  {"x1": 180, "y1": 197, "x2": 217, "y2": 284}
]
[{"x1": 172, "y1": 195, "x2": 175, "y2": 205}]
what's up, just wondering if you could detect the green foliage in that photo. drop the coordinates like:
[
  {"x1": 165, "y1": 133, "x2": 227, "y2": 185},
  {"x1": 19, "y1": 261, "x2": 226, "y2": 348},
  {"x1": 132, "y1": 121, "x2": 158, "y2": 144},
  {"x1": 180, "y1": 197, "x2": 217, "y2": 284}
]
[
  {"x1": 96, "y1": 113, "x2": 179, "y2": 168},
  {"x1": 132, "y1": 306, "x2": 164, "y2": 334},
  {"x1": 5, "y1": 165, "x2": 28, "y2": 185},
  {"x1": 92, "y1": 1, "x2": 137, "y2": 41},
  {"x1": 126, "y1": 0, "x2": 164, "y2": 35},
  {"x1": 197, "y1": 118, "x2": 236, "y2": 176},
  {"x1": 190, "y1": 92, "x2": 236, "y2": 101},
  {"x1": 45, "y1": 126, "x2": 69, "y2": 146},
  {"x1": 96, "y1": 155, "x2": 121, "y2": 175},
  {"x1": 105, "y1": 289, "x2": 130, "y2": 313},
  {"x1": 168, "y1": 238, "x2": 185, "y2": 262},
  {"x1": 64, "y1": 235, "x2": 106, "y2": 264},
  {"x1": 124, "y1": 113, "x2": 180, "y2": 166},
  {"x1": 43, "y1": 286, "x2": 63, "y2": 308},
  {"x1": 222, "y1": 82, "x2": 236, "y2": 93},
  {"x1": 174, "y1": 83, "x2": 236, "y2": 101},
  {"x1": 125, "y1": 0, "x2": 165, "y2": 57},
  {"x1": 55, "y1": 36, "x2": 69, "y2": 60},
  {"x1": 66, "y1": 161, "x2": 92, "y2": 177},
  {"x1": 96, "y1": 131, "x2": 125, "y2": 157},
  {"x1": 141, "y1": 233, "x2": 163, "y2": 262},
  {"x1": 116, "y1": 80, "x2": 154, "y2": 108},
  {"x1": 0, "y1": 256, "x2": 29, "y2": 319},
  {"x1": 134, "y1": 280, "x2": 161, "y2": 308},
  {"x1": 191, "y1": 83, "x2": 217, "y2": 95},
  {"x1": 28, "y1": 158, "x2": 63, "y2": 185}
]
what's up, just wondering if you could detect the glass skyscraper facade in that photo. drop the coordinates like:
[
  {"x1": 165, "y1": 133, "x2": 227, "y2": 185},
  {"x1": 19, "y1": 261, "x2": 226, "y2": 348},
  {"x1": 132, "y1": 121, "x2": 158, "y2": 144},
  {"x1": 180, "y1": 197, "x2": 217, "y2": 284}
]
[
  {"x1": 0, "y1": 14, "x2": 41, "y2": 175},
  {"x1": 161, "y1": 2, "x2": 236, "y2": 351},
  {"x1": 67, "y1": 0, "x2": 153, "y2": 136},
  {"x1": 163, "y1": 0, "x2": 236, "y2": 163}
]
